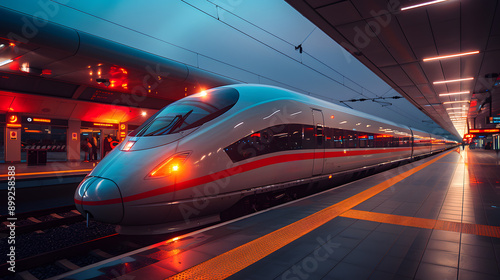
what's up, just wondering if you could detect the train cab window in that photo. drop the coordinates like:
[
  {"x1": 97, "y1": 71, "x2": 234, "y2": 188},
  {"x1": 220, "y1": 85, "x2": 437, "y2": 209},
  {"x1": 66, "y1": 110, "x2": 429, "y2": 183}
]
[{"x1": 131, "y1": 87, "x2": 239, "y2": 137}]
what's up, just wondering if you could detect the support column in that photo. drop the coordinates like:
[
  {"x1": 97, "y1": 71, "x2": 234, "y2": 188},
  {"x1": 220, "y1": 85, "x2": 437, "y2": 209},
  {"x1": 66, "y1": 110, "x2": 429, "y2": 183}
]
[
  {"x1": 67, "y1": 120, "x2": 81, "y2": 161},
  {"x1": 5, "y1": 127, "x2": 21, "y2": 163}
]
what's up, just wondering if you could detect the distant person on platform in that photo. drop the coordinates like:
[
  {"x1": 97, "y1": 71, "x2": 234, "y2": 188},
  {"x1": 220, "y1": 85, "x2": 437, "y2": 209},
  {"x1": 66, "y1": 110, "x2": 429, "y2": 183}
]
[
  {"x1": 92, "y1": 135, "x2": 98, "y2": 161},
  {"x1": 103, "y1": 135, "x2": 112, "y2": 157},
  {"x1": 83, "y1": 138, "x2": 92, "y2": 162}
]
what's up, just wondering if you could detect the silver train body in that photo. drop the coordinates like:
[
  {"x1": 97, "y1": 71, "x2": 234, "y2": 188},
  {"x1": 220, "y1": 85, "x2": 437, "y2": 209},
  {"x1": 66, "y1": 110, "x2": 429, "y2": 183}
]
[{"x1": 75, "y1": 84, "x2": 457, "y2": 234}]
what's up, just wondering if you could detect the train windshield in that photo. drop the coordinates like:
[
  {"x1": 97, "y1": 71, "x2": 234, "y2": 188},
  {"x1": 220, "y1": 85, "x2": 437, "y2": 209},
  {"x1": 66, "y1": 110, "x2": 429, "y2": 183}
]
[{"x1": 130, "y1": 87, "x2": 239, "y2": 137}]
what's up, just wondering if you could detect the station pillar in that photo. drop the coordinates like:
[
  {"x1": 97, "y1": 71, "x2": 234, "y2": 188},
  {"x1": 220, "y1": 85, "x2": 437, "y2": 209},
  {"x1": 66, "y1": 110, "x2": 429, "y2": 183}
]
[
  {"x1": 5, "y1": 127, "x2": 21, "y2": 163},
  {"x1": 67, "y1": 120, "x2": 81, "y2": 161}
]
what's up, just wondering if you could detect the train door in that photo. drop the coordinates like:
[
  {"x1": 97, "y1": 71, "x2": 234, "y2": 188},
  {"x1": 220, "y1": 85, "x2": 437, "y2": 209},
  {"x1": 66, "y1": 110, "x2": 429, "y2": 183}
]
[{"x1": 312, "y1": 109, "x2": 325, "y2": 176}]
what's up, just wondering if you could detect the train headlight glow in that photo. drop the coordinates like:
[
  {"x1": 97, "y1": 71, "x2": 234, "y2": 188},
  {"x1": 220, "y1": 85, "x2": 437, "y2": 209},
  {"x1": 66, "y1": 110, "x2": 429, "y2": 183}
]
[
  {"x1": 147, "y1": 152, "x2": 190, "y2": 178},
  {"x1": 122, "y1": 141, "x2": 136, "y2": 151}
]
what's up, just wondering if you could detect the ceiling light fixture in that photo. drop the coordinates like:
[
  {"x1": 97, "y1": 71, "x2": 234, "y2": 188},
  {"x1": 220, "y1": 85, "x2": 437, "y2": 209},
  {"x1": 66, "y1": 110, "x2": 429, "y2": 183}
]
[
  {"x1": 446, "y1": 107, "x2": 468, "y2": 110},
  {"x1": 424, "y1": 51, "x2": 479, "y2": 62},
  {"x1": 434, "y1": 77, "x2": 474, "y2": 84},
  {"x1": 439, "y1": 91, "x2": 470, "y2": 96},
  {"x1": 0, "y1": 59, "x2": 13, "y2": 67},
  {"x1": 401, "y1": 0, "x2": 448, "y2": 11},
  {"x1": 443, "y1": 100, "x2": 470, "y2": 104}
]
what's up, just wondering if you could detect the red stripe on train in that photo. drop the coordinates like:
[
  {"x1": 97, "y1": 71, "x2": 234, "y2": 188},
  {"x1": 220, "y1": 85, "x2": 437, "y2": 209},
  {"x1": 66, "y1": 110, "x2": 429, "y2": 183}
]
[{"x1": 75, "y1": 148, "x2": 412, "y2": 206}]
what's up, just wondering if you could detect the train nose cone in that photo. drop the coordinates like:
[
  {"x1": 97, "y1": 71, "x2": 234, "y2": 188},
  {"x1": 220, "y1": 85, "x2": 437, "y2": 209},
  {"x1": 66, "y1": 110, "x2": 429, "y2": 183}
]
[{"x1": 74, "y1": 177, "x2": 124, "y2": 224}]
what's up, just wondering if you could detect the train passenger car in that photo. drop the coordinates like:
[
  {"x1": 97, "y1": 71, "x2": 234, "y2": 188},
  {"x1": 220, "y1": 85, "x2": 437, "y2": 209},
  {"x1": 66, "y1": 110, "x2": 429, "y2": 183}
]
[{"x1": 74, "y1": 84, "x2": 457, "y2": 234}]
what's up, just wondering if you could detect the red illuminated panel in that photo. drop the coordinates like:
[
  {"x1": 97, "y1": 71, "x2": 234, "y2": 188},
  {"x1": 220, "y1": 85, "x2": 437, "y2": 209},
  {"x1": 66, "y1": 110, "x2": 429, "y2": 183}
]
[
  {"x1": 93, "y1": 123, "x2": 114, "y2": 127},
  {"x1": 7, "y1": 112, "x2": 20, "y2": 127},
  {"x1": 469, "y1": 129, "x2": 500, "y2": 133},
  {"x1": 33, "y1": 118, "x2": 51, "y2": 123}
]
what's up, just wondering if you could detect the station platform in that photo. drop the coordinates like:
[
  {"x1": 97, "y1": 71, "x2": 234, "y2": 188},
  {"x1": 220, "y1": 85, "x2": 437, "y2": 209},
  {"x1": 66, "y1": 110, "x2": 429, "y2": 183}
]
[
  {"x1": 0, "y1": 161, "x2": 94, "y2": 189},
  {"x1": 56, "y1": 148, "x2": 500, "y2": 280}
]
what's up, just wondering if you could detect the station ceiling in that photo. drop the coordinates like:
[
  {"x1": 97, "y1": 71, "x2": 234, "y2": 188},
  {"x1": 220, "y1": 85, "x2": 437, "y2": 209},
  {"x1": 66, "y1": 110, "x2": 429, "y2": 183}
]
[
  {"x1": 287, "y1": 0, "x2": 500, "y2": 137},
  {"x1": 0, "y1": 7, "x2": 236, "y2": 125}
]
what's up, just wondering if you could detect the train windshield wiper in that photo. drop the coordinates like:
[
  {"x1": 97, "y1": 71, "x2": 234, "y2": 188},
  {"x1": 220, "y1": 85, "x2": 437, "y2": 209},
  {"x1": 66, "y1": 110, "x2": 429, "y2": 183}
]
[
  {"x1": 170, "y1": 110, "x2": 193, "y2": 133},
  {"x1": 143, "y1": 110, "x2": 193, "y2": 136}
]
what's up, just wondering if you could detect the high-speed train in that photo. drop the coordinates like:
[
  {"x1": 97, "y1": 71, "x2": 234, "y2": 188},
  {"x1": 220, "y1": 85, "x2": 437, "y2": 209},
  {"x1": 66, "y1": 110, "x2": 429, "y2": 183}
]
[{"x1": 74, "y1": 84, "x2": 457, "y2": 234}]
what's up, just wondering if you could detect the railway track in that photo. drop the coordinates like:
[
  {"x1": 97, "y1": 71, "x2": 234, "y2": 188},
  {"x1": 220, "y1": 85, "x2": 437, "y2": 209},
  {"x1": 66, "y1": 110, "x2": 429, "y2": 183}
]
[{"x1": 0, "y1": 206, "x2": 84, "y2": 236}]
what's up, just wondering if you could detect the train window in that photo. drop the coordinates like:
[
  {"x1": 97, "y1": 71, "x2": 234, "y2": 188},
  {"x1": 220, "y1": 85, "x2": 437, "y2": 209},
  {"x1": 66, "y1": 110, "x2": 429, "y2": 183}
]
[
  {"x1": 225, "y1": 124, "x2": 305, "y2": 162},
  {"x1": 303, "y1": 125, "x2": 315, "y2": 149},
  {"x1": 344, "y1": 131, "x2": 358, "y2": 148},
  {"x1": 316, "y1": 123, "x2": 324, "y2": 149},
  {"x1": 289, "y1": 124, "x2": 303, "y2": 150},
  {"x1": 333, "y1": 129, "x2": 343, "y2": 148},
  {"x1": 131, "y1": 87, "x2": 239, "y2": 136},
  {"x1": 225, "y1": 124, "x2": 413, "y2": 162},
  {"x1": 358, "y1": 133, "x2": 373, "y2": 148},
  {"x1": 324, "y1": 127, "x2": 333, "y2": 149}
]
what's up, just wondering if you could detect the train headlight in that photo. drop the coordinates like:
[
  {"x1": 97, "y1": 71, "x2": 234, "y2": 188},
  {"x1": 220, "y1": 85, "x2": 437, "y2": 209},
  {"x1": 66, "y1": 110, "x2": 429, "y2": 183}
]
[
  {"x1": 147, "y1": 152, "x2": 191, "y2": 178},
  {"x1": 121, "y1": 141, "x2": 136, "y2": 151}
]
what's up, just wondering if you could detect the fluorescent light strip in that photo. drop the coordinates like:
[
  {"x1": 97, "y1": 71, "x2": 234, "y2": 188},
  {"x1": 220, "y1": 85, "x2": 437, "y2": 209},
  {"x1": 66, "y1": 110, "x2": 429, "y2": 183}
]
[
  {"x1": 439, "y1": 91, "x2": 470, "y2": 96},
  {"x1": 0, "y1": 59, "x2": 13, "y2": 67},
  {"x1": 434, "y1": 77, "x2": 474, "y2": 84},
  {"x1": 424, "y1": 51, "x2": 479, "y2": 62},
  {"x1": 401, "y1": 0, "x2": 448, "y2": 11},
  {"x1": 443, "y1": 100, "x2": 470, "y2": 104},
  {"x1": 446, "y1": 107, "x2": 467, "y2": 110}
]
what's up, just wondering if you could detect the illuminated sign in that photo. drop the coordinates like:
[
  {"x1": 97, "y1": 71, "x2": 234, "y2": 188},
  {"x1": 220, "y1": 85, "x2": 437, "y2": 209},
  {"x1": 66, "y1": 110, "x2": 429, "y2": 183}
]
[
  {"x1": 81, "y1": 121, "x2": 118, "y2": 129},
  {"x1": 9, "y1": 131, "x2": 17, "y2": 140},
  {"x1": 6, "y1": 112, "x2": 21, "y2": 127},
  {"x1": 469, "y1": 129, "x2": 500, "y2": 133},
  {"x1": 488, "y1": 117, "x2": 500, "y2": 124},
  {"x1": 72, "y1": 132, "x2": 78, "y2": 140},
  {"x1": 8, "y1": 115, "x2": 17, "y2": 123},
  {"x1": 93, "y1": 123, "x2": 114, "y2": 127},
  {"x1": 32, "y1": 118, "x2": 51, "y2": 123},
  {"x1": 23, "y1": 116, "x2": 67, "y2": 126}
]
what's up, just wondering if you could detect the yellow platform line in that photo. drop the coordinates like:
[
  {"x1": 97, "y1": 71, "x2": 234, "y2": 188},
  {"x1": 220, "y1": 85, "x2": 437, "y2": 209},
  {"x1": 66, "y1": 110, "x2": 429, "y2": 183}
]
[
  {"x1": 0, "y1": 169, "x2": 92, "y2": 178},
  {"x1": 340, "y1": 209, "x2": 500, "y2": 238},
  {"x1": 167, "y1": 150, "x2": 455, "y2": 279}
]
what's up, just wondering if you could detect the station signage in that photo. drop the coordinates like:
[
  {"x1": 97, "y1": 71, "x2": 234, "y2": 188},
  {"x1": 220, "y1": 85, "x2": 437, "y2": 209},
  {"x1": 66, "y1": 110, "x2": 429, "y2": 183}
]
[
  {"x1": 469, "y1": 129, "x2": 500, "y2": 133},
  {"x1": 23, "y1": 116, "x2": 68, "y2": 126},
  {"x1": 81, "y1": 121, "x2": 118, "y2": 129},
  {"x1": 6, "y1": 112, "x2": 21, "y2": 128},
  {"x1": 487, "y1": 116, "x2": 500, "y2": 124}
]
